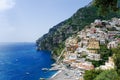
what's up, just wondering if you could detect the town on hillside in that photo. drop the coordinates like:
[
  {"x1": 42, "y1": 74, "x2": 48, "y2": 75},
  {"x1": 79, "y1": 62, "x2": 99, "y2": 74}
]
[{"x1": 49, "y1": 17, "x2": 120, "y2": 80}]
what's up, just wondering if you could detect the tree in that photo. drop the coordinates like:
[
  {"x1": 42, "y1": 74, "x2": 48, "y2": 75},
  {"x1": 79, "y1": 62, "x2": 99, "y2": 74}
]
[
  {"x1": 84, "y1": 69, "x2": 102, "y2": 80},
  {"x1": 112, "y1": 47, "x2": 120, "y2": 75},
  {"x1": 93, "y1": 0, "x2": 119, "y2": 15},
  {"x1": 98, "y1": 45, "x2": 112, "y2": 63},
  {"x1": 94, "y1": 70, "x2": 120, "y2": 80},
  {"x1": 84, "y1": 69, "x2": 120, "y2": 80}
]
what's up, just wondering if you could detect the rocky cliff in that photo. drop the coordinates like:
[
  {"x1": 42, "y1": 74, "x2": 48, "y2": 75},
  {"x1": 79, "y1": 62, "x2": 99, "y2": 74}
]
[{"x1": 36, "y1": 4, "x2": 120, "y2": 58}]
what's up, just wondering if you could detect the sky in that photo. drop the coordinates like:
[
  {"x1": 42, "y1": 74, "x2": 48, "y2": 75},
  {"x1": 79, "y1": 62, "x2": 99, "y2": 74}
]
[{"x1": 0, "y1": 0, "x2": 92, "y2": 42}]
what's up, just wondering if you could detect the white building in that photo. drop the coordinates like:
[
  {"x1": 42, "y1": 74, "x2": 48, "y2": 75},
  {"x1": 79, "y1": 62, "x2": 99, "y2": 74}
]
[
  {"x1": 69, "y1": 53, "x2": 77, "y2": 60},
  {"x1": 63, "y1": 52, "x2": 77, "y2": 63},
  {"x1": 99, "y1": 39, "x2": 106, "y2": 44},
  {"x1": 86, "y1": 53, "x2": 101, "y2": 61},
  {"x1": 71, "y1": 62, "x2": 94, "y2": 70},
  {"x1": 112, "y1": 18, "x2": 120, "y2": 26},
  {"x1": 94, "y1": 19, "x2": 102, "y2": 26},
  {"x1": 107, "y1": 41, "x2": 118, "y2": 49}
]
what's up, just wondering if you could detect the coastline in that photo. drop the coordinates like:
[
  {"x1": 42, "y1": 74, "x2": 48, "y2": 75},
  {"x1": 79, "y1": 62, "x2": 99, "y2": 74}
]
[
  {"x1": 49, "y1": 69, "x2": 79, "y2": 80},
  {"x1": 49, "y1": 70, "x2": 62, "y2": 80}
]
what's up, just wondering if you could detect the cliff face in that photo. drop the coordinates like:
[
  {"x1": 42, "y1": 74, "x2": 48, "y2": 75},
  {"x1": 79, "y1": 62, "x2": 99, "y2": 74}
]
[{"x1": 36, "y1": 5, "x2": 120, "y2": 57}]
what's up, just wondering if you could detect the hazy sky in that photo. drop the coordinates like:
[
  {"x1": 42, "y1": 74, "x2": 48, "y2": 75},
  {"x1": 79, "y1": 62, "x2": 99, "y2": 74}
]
[{"x1": 0, "y1": 0, "x2": 92, "y2": 42}]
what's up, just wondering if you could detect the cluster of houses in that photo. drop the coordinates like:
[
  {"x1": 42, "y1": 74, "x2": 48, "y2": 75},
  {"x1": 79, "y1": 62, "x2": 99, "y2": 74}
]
[
  {"x1": 53, "y1": 18, "x2": 120, "y2": 80},
  {"x1": 62, "y1": 17, "x2": 120, "y2": 71}
]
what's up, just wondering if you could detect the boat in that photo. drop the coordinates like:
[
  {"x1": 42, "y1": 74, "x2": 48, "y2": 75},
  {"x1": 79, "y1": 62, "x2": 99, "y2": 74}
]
[
  {"x1": 42, "y1": 68, "x2": 49, "y2": 71},
  {"x1": 39, "y1": 78, "x2": 45, "y2": 80}
]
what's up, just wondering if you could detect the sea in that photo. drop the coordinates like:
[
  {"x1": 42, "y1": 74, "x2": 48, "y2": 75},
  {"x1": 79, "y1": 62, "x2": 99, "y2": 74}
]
[{"x1": 0, "y1": 43, "x2": 56, "y2": 80}]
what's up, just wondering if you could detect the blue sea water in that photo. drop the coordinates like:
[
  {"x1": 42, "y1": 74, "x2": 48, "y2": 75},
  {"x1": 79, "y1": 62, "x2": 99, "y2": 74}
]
[{"x1": 0, "y1": 43, "x2": 56, "y2": 80}]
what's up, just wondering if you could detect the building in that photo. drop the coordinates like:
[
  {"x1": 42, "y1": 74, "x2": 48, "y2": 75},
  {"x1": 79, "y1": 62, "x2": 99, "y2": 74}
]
[
  {"x1": 80, "y1": 30, "x2": 87, "y2": 39},
  {"x1": 87, "y1": 38, "x2": 100, "y2": 54},
  {"x1": 63, "y1": 51, "x2": 77, "y2": 63},
  {"x1": 71, "y1": 62, "x2": 94, "y2": 70},
  {"x1": 80, "y1": 39, "x2": 88, "y2": 47},
  {"x1": 90, "y1": 27, "x2": 97, "y2": 34},
  {"x1": 99, "y1": 39, "x2": 106, "y2": 44},
  {"x1": 106, "y1": 24, "x2": 112, "y2": 29},
  {"x1": 116, "y1": 38, "x2": 120, "y2": 43},
  {"x1": 107, "y1": 41, "x2": 118, "y2": 49},
  {"x1": 86, "y1": 53, "x2": 101, "y2": 61},
  {"x1": 94, "y1": 19, "x2": 102, "y2": 26},
  {"x1": 112, "y1": 18, "x2": 120, "y2": 26},
  {"x1": 65, "y1": 37, "x2": 78, "y2": 51}
]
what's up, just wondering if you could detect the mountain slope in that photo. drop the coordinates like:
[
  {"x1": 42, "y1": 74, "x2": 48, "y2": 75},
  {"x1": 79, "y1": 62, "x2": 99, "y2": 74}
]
[{"x1": 36, "y1": 5, "x2": 120, "y2": 58}]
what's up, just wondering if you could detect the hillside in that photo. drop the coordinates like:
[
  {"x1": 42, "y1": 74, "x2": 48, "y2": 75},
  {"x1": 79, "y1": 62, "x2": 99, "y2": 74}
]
[{"x1": 36, "y1": 5, "x2": 120, "y2": 59}]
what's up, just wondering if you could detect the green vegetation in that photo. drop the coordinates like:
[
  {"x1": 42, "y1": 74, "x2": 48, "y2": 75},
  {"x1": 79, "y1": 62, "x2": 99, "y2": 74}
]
[
  {"x1": 87, "y1": 45, "x2": 112, "y2": 67},
  {"x1": 94, "y1": 70, "x2": 120, "y2": 80},
  {"x1": 84, "y1": 69, "x2": 120, "y2": 80},
  {"x1": 36, "y1": 3, "x2": 120, "y2": 58},
  {"x1": 36, "y1": 1, "x2": 120, "y2": 80},
  {"x1": 37, "y1": 1, "x2": 120, "y2": 80},
  {"x1": 84, "y1": 45, "x2": 120, "y2": 80},
  {"x1": 112, "y1": 46, "x2": 120, "y2": 75},
  {"x1": 84, "y1": 69, "x2": 102, "y2": 80},
  {"x1": 114, "y1": 35, "x2": 120, "y2": 38},
  {"x1": 98, "y1": 45, "x2": 113, "y2": 61},
  {"x1": 86, "y1": 59, "x2": 104, "y2": 67},
  {"x1": 93, "y1": 0, "x2": 119, "y2": 15}
]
